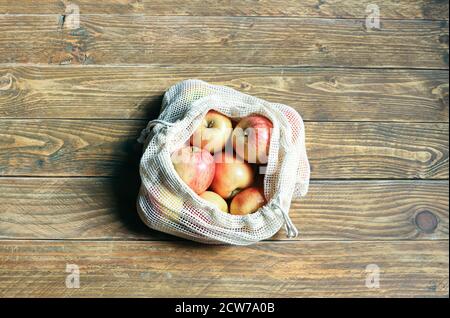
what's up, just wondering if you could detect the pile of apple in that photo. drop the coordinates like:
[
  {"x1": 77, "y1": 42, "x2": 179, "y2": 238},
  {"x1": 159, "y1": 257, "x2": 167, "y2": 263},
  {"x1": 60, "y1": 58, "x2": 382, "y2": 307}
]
[{"x1": 171, "y1": 110, "x2": 272, "y2": 215}]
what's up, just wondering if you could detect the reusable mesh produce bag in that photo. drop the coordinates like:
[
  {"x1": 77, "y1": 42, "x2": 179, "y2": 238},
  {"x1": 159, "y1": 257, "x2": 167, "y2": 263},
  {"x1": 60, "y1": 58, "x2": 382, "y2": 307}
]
[{"x1": 137, "y1": 79, "x2": 310, "y2": 245}]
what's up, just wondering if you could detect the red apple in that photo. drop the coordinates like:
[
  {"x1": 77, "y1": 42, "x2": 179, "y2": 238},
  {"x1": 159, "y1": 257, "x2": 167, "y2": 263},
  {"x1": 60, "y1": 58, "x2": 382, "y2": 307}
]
[
  {"x1": 210, "y1": 152, "x2": 254, "y2": 199},
  {"x1": 232, "y1": 115, "x2": 273, "y2": 164},
  {"x1": 171, "y1": 146, "x2": 215, "y2": 194},
  {"x1": 191, "y1": 110, "x2": 233, "y2": 153},
  {"x1": 230, "y1": 187, "x2": 266, "y2": 215},
  {"x1": 200, "y1": 191, "x2": 228, "y2": 213}
]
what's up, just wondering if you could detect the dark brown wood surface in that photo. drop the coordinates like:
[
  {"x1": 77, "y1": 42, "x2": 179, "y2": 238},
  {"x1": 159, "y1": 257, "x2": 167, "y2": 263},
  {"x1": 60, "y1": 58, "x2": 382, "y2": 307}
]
[
  {"x1": 0, "y1": 178, "x2": 447, "y2": 241},
  {"x1": 0, "y1": 240, "x2": 448, "y2": 297},
  {"x1": 0, "y1": 66, "x2": 448, "y2": 121},
  {"x1": 0, "y1": 15, "x2": 448, "y2": 68},
  {"x1": 0, "y1": 0, "x2": 448, "y2": 298},
  {"x1": 0, "y1": 0, "x2": 448, "y2": 19},
  {"x1": 0, "y1": 121, "x2": 447, "y2": 178}
]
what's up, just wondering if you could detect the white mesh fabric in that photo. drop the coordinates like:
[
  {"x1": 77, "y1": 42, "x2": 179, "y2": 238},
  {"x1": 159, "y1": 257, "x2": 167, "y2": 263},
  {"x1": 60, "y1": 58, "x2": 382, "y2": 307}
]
[{"x1": 137, "y1": 79, "x2": 310, "y2": 245}]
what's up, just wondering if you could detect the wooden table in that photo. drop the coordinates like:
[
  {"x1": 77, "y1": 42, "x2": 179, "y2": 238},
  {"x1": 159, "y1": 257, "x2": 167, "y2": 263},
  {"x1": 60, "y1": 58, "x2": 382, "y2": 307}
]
[{"x1": 0, "y1": 1, "x2": 448, "y2": 298}]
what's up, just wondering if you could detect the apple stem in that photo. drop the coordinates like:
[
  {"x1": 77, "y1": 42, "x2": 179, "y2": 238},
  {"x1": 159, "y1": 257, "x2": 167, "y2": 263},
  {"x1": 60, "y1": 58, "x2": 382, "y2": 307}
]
[{"x1": 230, "y1": 188, "x2": 241, "y2": 199}]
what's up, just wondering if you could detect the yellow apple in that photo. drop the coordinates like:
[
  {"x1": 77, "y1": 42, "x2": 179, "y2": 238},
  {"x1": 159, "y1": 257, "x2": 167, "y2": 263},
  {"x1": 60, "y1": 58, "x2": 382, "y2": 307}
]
[
  {"x1": 199, "y1": 191, "x2": 228, "y2": 213},
  {"x1": 147, "y1": 185, "x2": 184, "y2": 222},
  {"x1": 185, "y1": 87, "x2": 209, "y2": 104}
]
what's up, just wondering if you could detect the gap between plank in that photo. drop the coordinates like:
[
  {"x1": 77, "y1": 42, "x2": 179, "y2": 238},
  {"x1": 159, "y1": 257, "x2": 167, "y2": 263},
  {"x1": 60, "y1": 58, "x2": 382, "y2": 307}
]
[
  {"x1": 0, "y1": 13, "x2": 448, "y2": 22},
  {"x1": 0, "y1": 238, "x2": 447, "y2": 243},
  {"x1": 0, "y1": 176, "x2": 448, "y2": 181},
  {"x1": 0, "y1": 63, "x2": 448, "y2": 71},
  {"x1": 0, "y1": 118, "x2": 448, "y2": 124}
]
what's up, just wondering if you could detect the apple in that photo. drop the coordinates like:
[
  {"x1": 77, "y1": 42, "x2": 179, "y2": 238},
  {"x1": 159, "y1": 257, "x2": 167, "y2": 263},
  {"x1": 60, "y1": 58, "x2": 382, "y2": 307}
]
[
  {"x1": 210, "y1": 152, "x2": 254, "y2": 199},
  {"x1": 153, "y1": 186, "x2": 184, "y2": 222},
  {"x1": 191, "y1": 110, "x2": 233, "y2": 153},
  {"x1": 171, "y1": 146, "x2": 215, "y2": 194},
  {"x1": 185, "y1": 87, "x2": 209, "y2": 104},
  {"x1": 199, "y1": 191, "x2": 228, "y2": 213},
  {"x1": 183, "y1": 201, "x2": 212, "y2": 225},
  {"x1": 143, "y1": 184, "x2": 185, "y2": 224},
  {"x1": 232, "y1": 115, "x2": 273, "y2": 164},
  {"x1": 230, "y1": 187, "x2": 266, "y2": 215}
]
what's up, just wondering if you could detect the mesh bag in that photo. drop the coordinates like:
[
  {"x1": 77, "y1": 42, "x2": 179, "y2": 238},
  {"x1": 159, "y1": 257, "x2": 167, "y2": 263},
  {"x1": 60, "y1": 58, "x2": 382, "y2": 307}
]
[{"x1": 137, "y1": 79, "x2": 310, "y2": 245}]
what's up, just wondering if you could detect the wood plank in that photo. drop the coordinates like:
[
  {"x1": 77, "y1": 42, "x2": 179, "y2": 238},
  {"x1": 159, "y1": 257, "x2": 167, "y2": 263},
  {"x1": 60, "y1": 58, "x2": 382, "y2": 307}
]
[
  {"x1": 0, "y1": 178, "x2": 447, "y2": 241},
  {"x1": 0, "y1": 16, "x2": 448, "y2": 68},
  {"x1": 0, "y1": 66, "x2": 448, "y2": 122},
  {"x1": 307, "y1": 122, "x2": 449, "y2": 179},
  {"x1": 0, "y1": 0, "x2": 448, "y2": 20},
  {"x1": 0, "y1": 240, "x2": 447, "y2": 297},
  {"x1": 0, "y1": 120, "x2": 143, "y2": 177},
  {"x1": 0, "y1": 121, "x2": 447, "y2": 178}
]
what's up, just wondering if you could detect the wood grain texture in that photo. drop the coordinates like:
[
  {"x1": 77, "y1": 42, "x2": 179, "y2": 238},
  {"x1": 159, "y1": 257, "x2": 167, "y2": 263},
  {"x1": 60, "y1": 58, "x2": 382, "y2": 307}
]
[
  {"x1": 0, "y1": 120, "x2": 447, "y2": 178},
  {"x1": 0, "y1": 0, "x2": 447, "y2": 300},
  {"x1": 0, "y1": 66, "x2": 448, "y2": 122},
  {"x1": 0, "y1": 119, "x2": 144, "y2": 177},
  {"x1": 307, "y1": 122, "x2": 449, "y2": 179},
  {"x1": 0, "y1": 15, "x2": 448, "y2": 68},
  {"x1": 0, "y1": 178, "x2": 447, "y2": 241},
  {"x1": 0, "y1": 240, "x2": 447, "y2": 297},
  {"x1": 0, "y1": 0, "x2": 448, "y2": 20}
]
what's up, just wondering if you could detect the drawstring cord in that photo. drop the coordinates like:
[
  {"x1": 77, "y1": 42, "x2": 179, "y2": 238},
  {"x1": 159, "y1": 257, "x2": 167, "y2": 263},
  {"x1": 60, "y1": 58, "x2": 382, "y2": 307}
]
[
  {"x1": 137, "y1": 119, "x2": 175, "y2": 144},
  {"x1": 271, "y1": 199, "x2": 299, "y2": 238}
]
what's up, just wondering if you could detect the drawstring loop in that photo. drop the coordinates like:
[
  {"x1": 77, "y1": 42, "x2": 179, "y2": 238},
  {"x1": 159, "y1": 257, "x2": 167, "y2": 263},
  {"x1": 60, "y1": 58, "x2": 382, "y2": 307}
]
[
  {"x1": 137, "y1": 119, "x2": 175, "y2": 144},
  {"x1": 271, "y1": 198, "x2": 299, "y2": 238}
]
